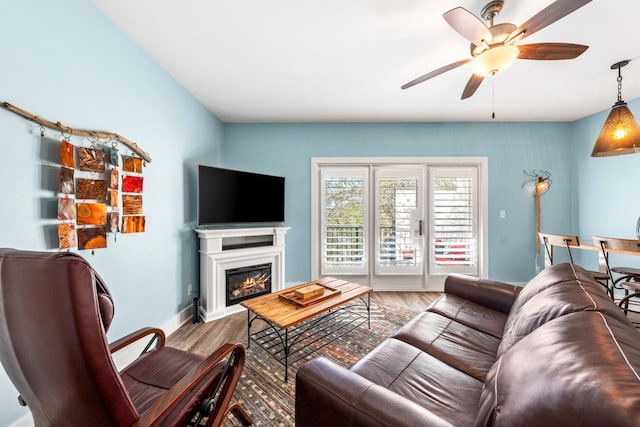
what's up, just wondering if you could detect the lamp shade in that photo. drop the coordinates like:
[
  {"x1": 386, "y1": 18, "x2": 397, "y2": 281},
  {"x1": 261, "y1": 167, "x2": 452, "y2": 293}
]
[
  {"x1": 591, "y1": 101, "x2": 640, "y2": 157},
  {"x1": 470, "y1": 45, "x2": 519, "y2": 77},
  {"x1": 535, "y1": 178, "x2": 549, "y2": 196}
]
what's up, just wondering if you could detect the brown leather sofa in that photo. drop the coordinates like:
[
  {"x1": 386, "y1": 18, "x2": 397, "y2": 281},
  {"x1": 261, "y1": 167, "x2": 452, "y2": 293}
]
[{"x1": 295, "y1": 263, "x2": 640, "y2": 426}]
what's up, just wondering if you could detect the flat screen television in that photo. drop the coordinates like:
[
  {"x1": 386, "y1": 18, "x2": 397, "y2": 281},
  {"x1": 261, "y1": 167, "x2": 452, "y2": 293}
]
[{"x1": 197, "y1": 165, "x2": 285, "y2": 225}]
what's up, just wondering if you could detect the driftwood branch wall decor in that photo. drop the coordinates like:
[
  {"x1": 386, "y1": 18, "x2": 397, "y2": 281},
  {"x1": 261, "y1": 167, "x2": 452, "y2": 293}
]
[
  {"x1": 1, "y1": 101, "x2": 152, "y2": 163},
  {"x1": 3, "y1": 100, "x2": 150, "y2": 252}
]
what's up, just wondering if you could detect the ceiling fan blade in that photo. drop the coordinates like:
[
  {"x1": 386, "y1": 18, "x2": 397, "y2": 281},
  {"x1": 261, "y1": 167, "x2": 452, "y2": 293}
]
[
  {"x1": 443, "y1": 7, "x2": 491, "y2": 46},
  {"x1": 517, "y1": 43, "x2": 589, "y2": 60},
  {"x1": 461, "y1": 74, "x2": 484, "y2": 100},
  {"x1": 506, "y1": 0, "x2": 592, "y2": 44},
  {"x1": 401, "y1": 58, "x2": 471, "y2": 90}
]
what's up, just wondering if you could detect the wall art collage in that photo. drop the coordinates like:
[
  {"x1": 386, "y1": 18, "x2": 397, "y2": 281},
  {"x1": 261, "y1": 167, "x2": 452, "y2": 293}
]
[{"x1": 57, "y1": 139, "x2": 146, "y2": 250}]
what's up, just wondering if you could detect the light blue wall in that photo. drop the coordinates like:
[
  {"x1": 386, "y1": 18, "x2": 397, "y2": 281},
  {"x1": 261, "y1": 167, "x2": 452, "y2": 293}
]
[
  {"x1": 571, "y1": 98, "x2": 640, "y2": 270},
  {"x1": 3, "y1": 2, "x2": 640, "y2": 427},
  {"x1": 223, "y1": 122, "x2": 576, "y2": 284},
  {"x1": 0, "y1": 1, "x2": 223, "y2": 425}
]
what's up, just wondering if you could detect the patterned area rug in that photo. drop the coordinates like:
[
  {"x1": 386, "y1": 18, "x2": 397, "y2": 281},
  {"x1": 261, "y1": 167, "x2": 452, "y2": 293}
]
[{"x1": 224, "y1": 300, "x2": 418, "y2": 426}]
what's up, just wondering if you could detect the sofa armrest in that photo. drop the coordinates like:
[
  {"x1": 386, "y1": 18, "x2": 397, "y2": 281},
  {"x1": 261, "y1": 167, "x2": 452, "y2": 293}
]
[
  {"x1": 295, "y1": 357, "x2": 454, "y2": 427},
  {"x1": 444, "y1": 274, "x2": 521, "y2": 314}
]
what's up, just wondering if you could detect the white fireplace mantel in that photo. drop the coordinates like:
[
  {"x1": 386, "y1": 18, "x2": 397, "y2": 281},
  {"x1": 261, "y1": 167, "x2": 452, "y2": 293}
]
[{"x1": 195, "y1": 226, "x2": 290, "y2": 322}]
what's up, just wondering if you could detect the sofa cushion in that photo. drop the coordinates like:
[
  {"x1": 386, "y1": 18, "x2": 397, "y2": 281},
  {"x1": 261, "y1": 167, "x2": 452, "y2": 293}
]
[
  {"x1": 392, "y1": 311, "x2": 500, "y2": 381},
  {"x1": 504, "y1": 263, "x2": 594, "y2": 320},
  {"x1": 443, "y1": 274, "x2": 521, "y2": 314},
  {"x1": 352, "y1": 338, "x2": 483, "y2": 427},
  {"x1": 476, "y1": 311, "x2": 640, "y2": 427},
  {"x1": 296, "y1": 357, "x2": 457, "y2": 427},
  {"x1": 426, "y1": 294, "x2": 508, "y2": 339},
  {"x1": 498, "y1": 263, "x2": 627, "y2": 355}
]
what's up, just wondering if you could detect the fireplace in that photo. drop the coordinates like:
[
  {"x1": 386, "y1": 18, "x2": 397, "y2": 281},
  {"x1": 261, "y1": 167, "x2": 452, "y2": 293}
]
[
  {"x1": 196, "y1": 226, "x2": 289, "y2": 322},
  {"x1": 226, "y1": 263, "x2": 272, "y2": 306}
]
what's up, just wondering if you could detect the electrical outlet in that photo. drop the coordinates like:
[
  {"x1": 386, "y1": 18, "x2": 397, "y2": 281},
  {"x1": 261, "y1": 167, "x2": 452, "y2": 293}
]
[
  {"x1": 187, "y1": 284, "x2": 192, "y2": 296},
  {"x1": 499, "y1": 209, "x2": 506, "y2": 219}
]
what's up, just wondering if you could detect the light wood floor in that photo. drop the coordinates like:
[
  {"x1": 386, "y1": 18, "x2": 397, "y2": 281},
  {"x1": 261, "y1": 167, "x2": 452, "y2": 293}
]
[{"x1": 167, "y1": 291, "x2": 440, "y2": 354}]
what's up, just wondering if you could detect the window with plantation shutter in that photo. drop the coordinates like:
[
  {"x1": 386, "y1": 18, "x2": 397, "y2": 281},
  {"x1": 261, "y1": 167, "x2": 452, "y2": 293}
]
[
  {"x1": 320, "y1": 167, "x2": 368, "y2": 275},
  {"x1": 429, "y1": 167, "x2": 478, "y2": 276}
]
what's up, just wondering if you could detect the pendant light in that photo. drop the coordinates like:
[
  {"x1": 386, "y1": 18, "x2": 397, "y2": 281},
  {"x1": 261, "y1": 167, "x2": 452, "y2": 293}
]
[{"x1": 591, "y1": 60, "x2": 640, "y2": 157}]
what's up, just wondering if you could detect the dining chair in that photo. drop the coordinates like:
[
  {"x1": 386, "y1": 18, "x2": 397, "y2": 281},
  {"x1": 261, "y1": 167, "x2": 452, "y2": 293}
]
[
  {"x1": 0, "y1": 249, "x2": 253, "y2": 427},
  {"x1": 592, "y1": 236, "x2": 640, "y2": 318},
  {"x1": 539, "y1": 233, "x2": 611, "y2": 297}
]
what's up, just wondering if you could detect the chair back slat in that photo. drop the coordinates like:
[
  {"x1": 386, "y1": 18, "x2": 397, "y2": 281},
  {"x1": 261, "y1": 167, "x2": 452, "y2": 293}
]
[
  {"x1": 593, "y1": 236, "x2": 640, "y2": 253},
  {"x1": 539, "y1": 233, "x2": 580, "y2": 247},
  {"x1": 539, "y1": 233, "x2": 580, "y2": 264}
]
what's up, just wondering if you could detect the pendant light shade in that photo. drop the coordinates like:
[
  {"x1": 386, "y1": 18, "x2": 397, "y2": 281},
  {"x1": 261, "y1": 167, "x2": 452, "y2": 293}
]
[
  {"x1": 591, "y1": 60, "x2": 640, "y2": 157},
  {"x1": 591, "y1": 101, "x2": 640, "y2": 157}
]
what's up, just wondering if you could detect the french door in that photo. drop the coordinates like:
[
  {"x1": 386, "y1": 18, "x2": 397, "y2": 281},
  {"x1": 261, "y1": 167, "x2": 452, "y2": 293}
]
[
  {"x1": 372, "y1": 166, "x2": 425, "y2": 288},
  {"x1": 313, "y1": 158, "x2": 486, "y2": 291}
]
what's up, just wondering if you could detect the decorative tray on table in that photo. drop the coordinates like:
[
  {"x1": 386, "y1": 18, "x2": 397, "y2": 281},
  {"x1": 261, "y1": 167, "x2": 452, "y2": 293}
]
[{"x1": 279, "y1": 283, "x2": 342, "y2": 307}]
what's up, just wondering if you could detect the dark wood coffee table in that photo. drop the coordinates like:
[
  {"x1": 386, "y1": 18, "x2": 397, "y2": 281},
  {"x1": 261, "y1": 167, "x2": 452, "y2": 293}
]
[{"x1": 240, "y1": 277, "x2": 372, "y2": 381}]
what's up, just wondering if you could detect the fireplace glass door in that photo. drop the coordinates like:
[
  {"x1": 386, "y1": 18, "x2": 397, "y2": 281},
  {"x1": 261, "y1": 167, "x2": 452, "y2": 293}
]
[{"x1": 226, "y1": 263, "x2": 272, "y2": 306}]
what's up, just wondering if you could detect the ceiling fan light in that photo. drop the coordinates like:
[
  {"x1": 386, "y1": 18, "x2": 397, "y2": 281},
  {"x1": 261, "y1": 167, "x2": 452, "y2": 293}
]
[
  {"x1": 470, "y1": 44, "x2": 519, "y2": 77},
  {"x1": 591, "y1": 101, "x2": 640, "y2": 157}
]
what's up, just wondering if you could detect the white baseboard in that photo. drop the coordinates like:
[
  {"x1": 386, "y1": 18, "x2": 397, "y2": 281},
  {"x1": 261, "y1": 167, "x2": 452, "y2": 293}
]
[
  {"x1": 162, "y1": 302, "x2": 195, "y2": 336},
  {"x1": 9, "y1": 412, "x2": 32, "y2": 427}
]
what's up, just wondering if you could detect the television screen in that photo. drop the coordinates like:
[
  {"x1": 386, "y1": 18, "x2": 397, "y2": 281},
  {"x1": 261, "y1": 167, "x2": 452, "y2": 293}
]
[{"x1": 197, "y1": 165, "x2": 285, "y2": 225}]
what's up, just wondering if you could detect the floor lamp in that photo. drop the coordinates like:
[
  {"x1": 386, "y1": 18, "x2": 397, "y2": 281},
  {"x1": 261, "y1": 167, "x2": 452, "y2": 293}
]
[{"x1": 523, "y1": 170, "x2": 552, "y2": 253}]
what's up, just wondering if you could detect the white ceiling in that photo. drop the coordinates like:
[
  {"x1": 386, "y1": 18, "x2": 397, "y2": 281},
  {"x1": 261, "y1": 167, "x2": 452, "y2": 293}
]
[{"x1": 92, "y1": 0, "x2": 640, "y2": 123}]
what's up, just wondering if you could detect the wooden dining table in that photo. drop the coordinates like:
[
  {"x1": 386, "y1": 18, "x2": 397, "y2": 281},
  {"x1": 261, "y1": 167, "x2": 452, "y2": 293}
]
[{"x1": 542, "y1": 236, "x2": 640, "y2": 272}]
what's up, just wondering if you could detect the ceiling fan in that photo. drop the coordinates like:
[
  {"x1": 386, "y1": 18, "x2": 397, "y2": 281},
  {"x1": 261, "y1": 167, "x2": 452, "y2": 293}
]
[{"x1": 401, "y1": 0, "x2": 591, "y2": 99}]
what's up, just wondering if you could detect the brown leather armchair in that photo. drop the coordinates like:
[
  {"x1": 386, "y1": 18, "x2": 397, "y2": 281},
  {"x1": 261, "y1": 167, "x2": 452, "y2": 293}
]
[{"x1": 0, "y1": 249, "x2": 252, "y2": 427}]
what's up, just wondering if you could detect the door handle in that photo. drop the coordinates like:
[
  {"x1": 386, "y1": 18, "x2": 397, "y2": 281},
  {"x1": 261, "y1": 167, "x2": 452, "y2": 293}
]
[{"x1": 418, "y1": 220, "x2": 423, "y2": 236}]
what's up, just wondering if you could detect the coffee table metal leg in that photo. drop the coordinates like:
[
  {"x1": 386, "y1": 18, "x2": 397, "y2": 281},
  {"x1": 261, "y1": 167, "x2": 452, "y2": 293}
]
[
  {"x1": 284, "y1": 329, "x2": 289, "y2": 382},
  {"x1": 358, "y1": 293, "x2": 372, "y2": 329},
  {"x1": 247, "y1": 310, "x2": 251, "y2": 348},
  {"x1": 247, "y1": 311, "x2": 262, "y2": 349},
  {"x1": 246, "y1": 313, "x2": 291, "y2": 382},
  {"x1": 367, "y1": 293, "x2": 371, "y2": 329}
]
